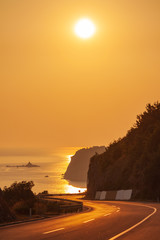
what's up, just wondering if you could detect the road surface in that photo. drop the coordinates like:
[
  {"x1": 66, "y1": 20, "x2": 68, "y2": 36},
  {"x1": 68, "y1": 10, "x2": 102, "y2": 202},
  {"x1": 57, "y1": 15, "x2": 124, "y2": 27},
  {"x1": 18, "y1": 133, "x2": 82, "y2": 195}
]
[{"x1": 0, "y1": 196, "x2": 160, "y2": 240}]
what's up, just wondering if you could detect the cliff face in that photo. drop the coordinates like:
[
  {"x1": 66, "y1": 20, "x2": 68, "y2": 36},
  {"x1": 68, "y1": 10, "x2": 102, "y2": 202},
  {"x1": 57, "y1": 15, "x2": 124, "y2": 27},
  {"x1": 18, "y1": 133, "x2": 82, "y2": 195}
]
[
  {"x1": 64, "y1": 146, "x2": 105, "y2": 182},
  {"x1": 87, "y1": 102, "x2": 160, "y2": 200}
]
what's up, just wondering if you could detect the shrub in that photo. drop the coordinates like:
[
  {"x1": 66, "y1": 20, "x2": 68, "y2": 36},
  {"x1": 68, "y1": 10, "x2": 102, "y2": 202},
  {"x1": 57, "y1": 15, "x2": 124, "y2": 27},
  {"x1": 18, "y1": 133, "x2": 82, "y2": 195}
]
[
  {"x1": 33, "y1": 201, "x2": 47, "y2": 215},
  {"x1": 3, "y1": 181, "x2": 35, "y2": 207},
  {"x1": 12, "y1": 201, "x2": 30, "y2": 215}
]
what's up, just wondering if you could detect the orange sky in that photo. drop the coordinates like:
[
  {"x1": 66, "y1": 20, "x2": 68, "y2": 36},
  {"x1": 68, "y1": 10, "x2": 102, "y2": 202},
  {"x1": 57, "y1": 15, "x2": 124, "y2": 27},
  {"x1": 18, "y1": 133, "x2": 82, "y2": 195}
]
[{"x1": 0, "y1": 0, "x2": 160, "y2": 151}]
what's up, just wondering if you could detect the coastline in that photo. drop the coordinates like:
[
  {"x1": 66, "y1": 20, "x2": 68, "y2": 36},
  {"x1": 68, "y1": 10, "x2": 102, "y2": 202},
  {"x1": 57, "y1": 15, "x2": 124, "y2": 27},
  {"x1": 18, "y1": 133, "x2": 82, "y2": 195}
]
[{"x1": 0, "y1": 149, "x2": 86, "y2": 194}]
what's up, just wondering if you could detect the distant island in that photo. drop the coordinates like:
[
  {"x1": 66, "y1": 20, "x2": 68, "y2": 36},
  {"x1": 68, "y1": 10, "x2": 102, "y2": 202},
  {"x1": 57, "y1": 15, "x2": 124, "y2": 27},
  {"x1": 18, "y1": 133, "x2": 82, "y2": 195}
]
[
  {"x1": 64, "y1": 146, "x2": 106, "y2": 182},
  {"x1": 6, "y1": 162, "x2": 40, "y2": 168}
]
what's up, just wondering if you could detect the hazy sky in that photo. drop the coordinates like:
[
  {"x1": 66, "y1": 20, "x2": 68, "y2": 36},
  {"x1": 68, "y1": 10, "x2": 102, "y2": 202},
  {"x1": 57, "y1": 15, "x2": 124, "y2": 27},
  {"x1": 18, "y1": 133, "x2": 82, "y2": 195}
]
[{"x1": 1, "y1": 0, "x2": 160, "y2": 151}]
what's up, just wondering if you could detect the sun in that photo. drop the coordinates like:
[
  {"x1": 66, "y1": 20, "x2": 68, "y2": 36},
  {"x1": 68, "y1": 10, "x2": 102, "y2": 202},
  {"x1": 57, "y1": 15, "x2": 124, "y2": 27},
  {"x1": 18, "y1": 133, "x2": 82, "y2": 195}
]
[{"x1": 74, "y1": 18, "x2": 96, "y2": 39}]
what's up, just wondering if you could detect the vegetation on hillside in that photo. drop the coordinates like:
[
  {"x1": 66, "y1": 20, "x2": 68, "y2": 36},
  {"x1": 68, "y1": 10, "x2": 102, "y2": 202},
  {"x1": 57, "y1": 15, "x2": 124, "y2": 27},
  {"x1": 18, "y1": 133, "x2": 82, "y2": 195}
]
[
  {"x1": 3, "y1": 181, "x2": 35, "y2": 210},
  {"x1": 87, "y1": 102, "x2": 160, "y2": 201},
  {"x1": 0, "y1": 189, "x2": 15, "y2": 223},
  {"x1": 0, "y1": 181, "x2": 36, "y2": 223}
]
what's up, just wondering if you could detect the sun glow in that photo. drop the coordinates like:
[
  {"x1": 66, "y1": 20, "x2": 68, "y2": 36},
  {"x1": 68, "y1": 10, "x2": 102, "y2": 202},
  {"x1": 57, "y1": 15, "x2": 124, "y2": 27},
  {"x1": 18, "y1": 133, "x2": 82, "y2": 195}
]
[
  {"x1": 74, "y1": 18, "x2": 96, "y2": 39},
  {"x1": 66, "y1": 155, "x2": 73, "y2": 163},
  {"x1": 65, "y1": 184, "x2": 87, "y2": 194}
]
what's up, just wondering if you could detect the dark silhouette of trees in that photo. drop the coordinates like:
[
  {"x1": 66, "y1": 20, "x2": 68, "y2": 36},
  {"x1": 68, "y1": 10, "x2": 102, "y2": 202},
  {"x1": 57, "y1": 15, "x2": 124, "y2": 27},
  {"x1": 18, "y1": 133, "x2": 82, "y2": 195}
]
[
  {"x1": 87, "y1": 102, "x2": 160, "y2": 200},
  {"x1": 0, "y1": 188, "x2": 15, "y2": 223},
  {"x1": 3, "y1": 181, "x2": 35, "y2": 207}
]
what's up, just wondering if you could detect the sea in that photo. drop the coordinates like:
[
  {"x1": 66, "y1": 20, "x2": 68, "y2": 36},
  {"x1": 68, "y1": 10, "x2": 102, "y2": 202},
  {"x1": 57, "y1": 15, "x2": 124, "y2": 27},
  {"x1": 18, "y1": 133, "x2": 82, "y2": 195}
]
[{"x1": 0, "y1": 147, "x2": 87, "y2": 194}]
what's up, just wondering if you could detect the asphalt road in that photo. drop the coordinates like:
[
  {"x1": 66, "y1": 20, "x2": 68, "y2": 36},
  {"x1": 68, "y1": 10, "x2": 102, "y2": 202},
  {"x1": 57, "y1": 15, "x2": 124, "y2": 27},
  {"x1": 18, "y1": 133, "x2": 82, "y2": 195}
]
[{"x1": 0, "y1": 196, "x2": 160, "y2": 240}]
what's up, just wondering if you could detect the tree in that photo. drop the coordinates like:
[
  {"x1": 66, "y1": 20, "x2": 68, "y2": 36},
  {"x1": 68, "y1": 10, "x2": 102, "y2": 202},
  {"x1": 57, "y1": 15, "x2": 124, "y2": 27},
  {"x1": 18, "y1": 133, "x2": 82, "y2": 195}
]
[{"x1": 3, "y1": 181, "x2": 35, "y2": 207}]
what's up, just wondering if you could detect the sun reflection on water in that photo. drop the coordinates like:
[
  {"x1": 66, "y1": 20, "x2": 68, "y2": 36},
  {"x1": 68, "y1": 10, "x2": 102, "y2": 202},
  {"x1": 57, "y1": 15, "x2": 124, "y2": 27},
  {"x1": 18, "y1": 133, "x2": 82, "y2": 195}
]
[
  {"x1": 66, "y1": 155, "x2": 73, "y2": 163},
  {"x1": 65, "y1": 184, "x2": 87, "y2": 194}
]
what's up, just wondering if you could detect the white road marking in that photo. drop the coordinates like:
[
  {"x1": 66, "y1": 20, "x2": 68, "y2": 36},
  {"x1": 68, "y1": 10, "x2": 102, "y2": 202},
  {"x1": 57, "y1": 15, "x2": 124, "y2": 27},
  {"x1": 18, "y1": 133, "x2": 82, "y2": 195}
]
[
  {"x1": 108, "y1": 204, "x2": 157, "y2": 240},
  {"x1": 43, "y1": 228, "x2": 64, "y2": 234},
  {"x1": 83, "y1": 218, "x2": 95, "y2": 223},
  {"x1": 104, "y1": 213, "x2": 111, "y2": 216}
]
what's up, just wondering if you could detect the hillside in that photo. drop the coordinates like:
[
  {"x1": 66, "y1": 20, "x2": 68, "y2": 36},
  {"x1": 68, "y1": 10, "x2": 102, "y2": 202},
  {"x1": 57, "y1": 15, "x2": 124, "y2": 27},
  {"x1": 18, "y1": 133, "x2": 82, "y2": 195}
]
[
  {"x1": 87, "y1": 102, "x2": 160, "y2": 201},
  {"x1": 64, "y1": 146, "x2": 105, "y2": 182}
]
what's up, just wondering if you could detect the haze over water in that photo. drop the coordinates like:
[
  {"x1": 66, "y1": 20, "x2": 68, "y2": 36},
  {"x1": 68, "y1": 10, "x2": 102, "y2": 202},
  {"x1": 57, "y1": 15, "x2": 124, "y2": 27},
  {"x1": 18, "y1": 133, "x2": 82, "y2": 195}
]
[{"x1": 0, "y1": 147, "x2": 87, "y2": 194}]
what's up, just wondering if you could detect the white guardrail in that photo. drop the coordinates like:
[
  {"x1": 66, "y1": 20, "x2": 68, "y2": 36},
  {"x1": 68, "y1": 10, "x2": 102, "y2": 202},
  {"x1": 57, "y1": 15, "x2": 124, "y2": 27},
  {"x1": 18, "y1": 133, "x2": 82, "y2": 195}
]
[{"x1": 95, "y1": 189, "x2": 132, "y2": 200}]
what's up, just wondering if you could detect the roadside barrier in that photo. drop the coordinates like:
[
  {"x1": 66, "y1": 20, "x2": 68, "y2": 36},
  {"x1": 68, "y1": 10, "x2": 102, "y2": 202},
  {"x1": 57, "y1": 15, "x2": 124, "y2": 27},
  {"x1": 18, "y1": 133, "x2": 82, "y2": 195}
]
[
  {"x1": 40, "y1": 195, "x2": 83, "y2": 214},
  {"x1": 95, "y1": 191, "x2": 101, "y2": 200},
  {"x1": 116, "y1": 189, "x2": 132, "y2": 200},
  {"x1": 100, "y1": 191, "x2": 107, "y2": 200},
  {"x1": 95, "y1": 189, "x2": 132, "y2": 201},
  {"x1": 106, "y1": 191, "x2": 117, "y2": 200}
]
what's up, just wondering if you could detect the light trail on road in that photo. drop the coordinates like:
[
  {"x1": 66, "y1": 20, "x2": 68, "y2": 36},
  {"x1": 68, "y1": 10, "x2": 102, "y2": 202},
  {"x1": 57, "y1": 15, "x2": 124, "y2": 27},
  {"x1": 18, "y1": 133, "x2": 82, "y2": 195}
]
[
  {"x1": 43, "y1": 228, "x2": 64, "y2": 235},
  {"x1": 83, "y1": 218, "x2": 95, "y2": 223}
]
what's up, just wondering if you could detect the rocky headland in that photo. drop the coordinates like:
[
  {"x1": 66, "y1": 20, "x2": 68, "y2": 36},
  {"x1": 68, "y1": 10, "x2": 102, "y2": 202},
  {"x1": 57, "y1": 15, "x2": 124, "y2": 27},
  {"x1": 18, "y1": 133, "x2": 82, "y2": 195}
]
[{"x1": 64, "y1": 146, "x2": 106, "y2": 182}]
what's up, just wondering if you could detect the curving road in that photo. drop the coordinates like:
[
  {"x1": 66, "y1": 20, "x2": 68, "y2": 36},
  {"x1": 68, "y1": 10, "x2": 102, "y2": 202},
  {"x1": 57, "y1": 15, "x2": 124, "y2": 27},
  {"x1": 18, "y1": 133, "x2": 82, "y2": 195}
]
[{"x1": 0, "y1": 196, "x2": 160, "y2": 240}]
